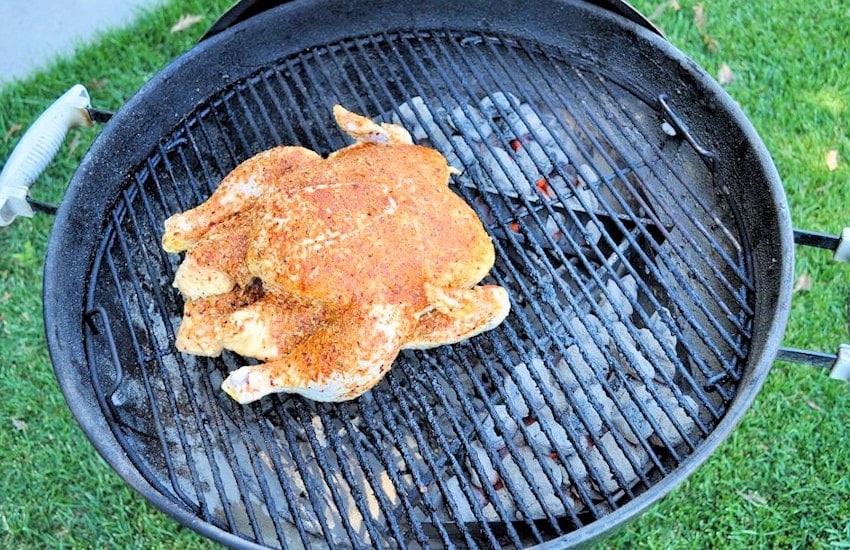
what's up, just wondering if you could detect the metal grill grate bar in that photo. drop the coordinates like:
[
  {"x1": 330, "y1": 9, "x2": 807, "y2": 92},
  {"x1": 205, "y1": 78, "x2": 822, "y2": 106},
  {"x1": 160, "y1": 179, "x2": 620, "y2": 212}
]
[
  {"x1": 570, "y1": 84, "x2": 755, "y2": 321},
  {"x1": 487, "y1": 42, "x2": 751, "y2": 394},
  {"x1": 431, "y1": 32, "x2": 736, "y2": 412},
  {"x1": 461, "y1": 34, "x2": 748, "y2": 331},
  {"x1": 466, "y1": 34, "x2": 751, "y2": 369},
  {"x1": 410, "y1": 32, "x2": 711, "y2": 425},
  {"x1": 594, "y1": 78, "x2": 755, "y2": 290},
  {"x1": 368, "y1": 385, "x2": 460, "y2": 548},
  {"x1": 351, "y1": 399, "x2": 432, "y2": 548}
]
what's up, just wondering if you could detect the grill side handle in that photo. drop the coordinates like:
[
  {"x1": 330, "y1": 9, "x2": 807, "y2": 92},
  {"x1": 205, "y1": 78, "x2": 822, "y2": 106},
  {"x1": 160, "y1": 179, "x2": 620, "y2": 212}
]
[
  {"x1": 0, "y1": 84, "x2": 112, "y2": 226},
  {"x1": 776, "y1": 229, "x2": 850, "y2": 384}
]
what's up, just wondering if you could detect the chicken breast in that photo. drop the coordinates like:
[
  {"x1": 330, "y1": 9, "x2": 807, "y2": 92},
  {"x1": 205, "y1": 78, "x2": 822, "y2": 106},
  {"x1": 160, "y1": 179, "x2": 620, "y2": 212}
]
[{"x1": 163, "y1": 105, "x2": 510, "y2": 403}]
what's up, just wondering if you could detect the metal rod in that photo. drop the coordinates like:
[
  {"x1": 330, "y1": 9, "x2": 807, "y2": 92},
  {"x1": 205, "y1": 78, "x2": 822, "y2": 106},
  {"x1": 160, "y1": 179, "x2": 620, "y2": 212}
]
[
  {"x1": 25, "y1": 196, "x2": 58, "y2": 215},
  {"x1": 657, "y1": 94, "x2": 717, "y2": 170},
  {"x1": 793, "y1": 229, "x2": 840, "y2": 251},
  {"x1": 776, "y1": 347, "x2": 835, "y2": 368},
  {"x1": 85, "y1": 107, "x2": 114, "y2": 123}
]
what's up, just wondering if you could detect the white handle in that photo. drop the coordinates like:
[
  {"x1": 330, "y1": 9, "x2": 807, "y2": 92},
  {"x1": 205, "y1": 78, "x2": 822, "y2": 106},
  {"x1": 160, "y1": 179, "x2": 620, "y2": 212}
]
[{"x1": 0, "y1": 84, "x2": 94, "y2": 226}]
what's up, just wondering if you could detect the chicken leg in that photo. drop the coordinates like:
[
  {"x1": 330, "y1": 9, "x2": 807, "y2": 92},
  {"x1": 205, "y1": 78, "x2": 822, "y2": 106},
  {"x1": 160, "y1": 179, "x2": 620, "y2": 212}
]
[
  {"x1": 163, "y1": 146, "x2": 321, "y2": 253},
  {"x1": 221, "y1": 302, "x2": 408, "y2": 403},
  {"x1": 406, "y1": 285, "x2": 510, "y2": 349}
]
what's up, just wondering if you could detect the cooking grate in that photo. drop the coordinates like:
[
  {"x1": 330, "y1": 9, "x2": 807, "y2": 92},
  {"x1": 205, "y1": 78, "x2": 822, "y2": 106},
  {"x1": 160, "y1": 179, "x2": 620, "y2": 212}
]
[{"x1": 81, "y1": 29, "x2": 753, "y2": 548}]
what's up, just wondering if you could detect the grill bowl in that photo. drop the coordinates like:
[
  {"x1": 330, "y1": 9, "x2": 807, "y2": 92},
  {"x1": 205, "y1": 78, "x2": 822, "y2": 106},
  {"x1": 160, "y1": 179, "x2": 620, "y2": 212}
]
[{"x1": 43, "y1": 1, "x2": 792, "y2": 547}]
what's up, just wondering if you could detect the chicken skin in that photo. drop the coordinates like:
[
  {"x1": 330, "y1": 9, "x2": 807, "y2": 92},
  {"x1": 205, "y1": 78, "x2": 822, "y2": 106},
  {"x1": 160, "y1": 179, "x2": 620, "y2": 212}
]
[{"x1": 163, "y1": 105, "x2": 510, "y2": 404}]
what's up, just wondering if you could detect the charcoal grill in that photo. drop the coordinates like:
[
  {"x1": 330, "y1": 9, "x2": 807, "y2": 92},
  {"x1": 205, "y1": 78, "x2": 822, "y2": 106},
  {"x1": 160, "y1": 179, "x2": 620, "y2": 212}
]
[{"x1": 3, "y1": 0, "x2": 848, "y2": 548}]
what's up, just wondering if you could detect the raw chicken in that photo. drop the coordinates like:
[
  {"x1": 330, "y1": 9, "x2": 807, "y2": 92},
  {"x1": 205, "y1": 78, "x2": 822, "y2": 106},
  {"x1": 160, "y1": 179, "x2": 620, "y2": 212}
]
[{"x1": 163, "y1": 105, "x2": 510, "y2": 403}]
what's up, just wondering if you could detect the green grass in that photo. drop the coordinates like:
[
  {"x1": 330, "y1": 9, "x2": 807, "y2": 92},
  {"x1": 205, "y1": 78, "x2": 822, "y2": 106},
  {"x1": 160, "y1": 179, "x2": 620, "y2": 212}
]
[{"x1": 1, "y1": 0, "x2": 849, "y2": 548}]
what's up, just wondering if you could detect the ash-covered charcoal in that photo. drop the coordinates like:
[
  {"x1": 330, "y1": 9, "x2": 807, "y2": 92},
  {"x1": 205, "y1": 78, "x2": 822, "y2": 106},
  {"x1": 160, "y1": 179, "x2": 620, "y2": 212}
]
[
  {"x1": 545, "y1": 212, "x2": 565, "y2": 242},
  {"x1": 544, "y1": 207, "x2": 604, "y2": 256},
  {"x1": 443, "y1": 475, "x2": 483, "y2": 523},
  {"x1": 481, "y1": 146, "x2": 538, "y2": 198},
  {"x1": 482, "y1": 404, "x2": 521, "y2": 448},
  {"x1": 647, "y1": 387, "x2": 698, "y2": 449},
  {"x1": 568, "y1": 382, "x2": 616, "y2": 436},
  {"x1": 449, "y1": 103, "x2": 493, "y2": 140},
  {"x1": 636, "y1": 325, "x2": 676, "y2": 383},
  {"x1": 478, "y1": 91, "x2": 518, "y2": 122},
  {"x1": 585, "y1": 432, "x2": 642, "y2": 498},
  {"x1": 598, "y1": 275, "x2": 638, "y2": 321},
  {"x1": 567, "y1": 314, "x2": 610, "y2": 376},
  {"x1": 559, "y1": 350, "x2": 597, "y2": 390},
  {"x1": 391, "y1": 96, "x2": 441, "y2": 143},
  {"x1": 577, "y1": 163, "x2": 601, "y2": 187},
  {"x1": 611, "y1": 383, "x2": 698, "y2": 451},
  {"x1": 610, "y1": 387, "x2": 655, "y2": 446},
  {"x1": 467, "y1": 442, "x2": 501, "y2": 489},
  {"x1": 500, "y1": 447, "x2": 569, "y2": 519},
  {"x1": 611, "y1": 322, "x2": 656, "y2": 381},
  {"x1": 648, "y1": 309, "x2": 678, "y2": 381},
  {"x1": 502, "y1": 357, "x2": 556, "y2": 416},
  {"x1": 536, "y1": 410, "x2": 576, "y2": 468},
  {"x1": 523, "y1": 416, "x2": 574, "y2": 461}
]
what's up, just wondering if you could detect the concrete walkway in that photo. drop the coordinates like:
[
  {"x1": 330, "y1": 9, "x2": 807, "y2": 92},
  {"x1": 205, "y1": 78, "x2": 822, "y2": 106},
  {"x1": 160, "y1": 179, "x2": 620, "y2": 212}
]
[{"x1": 0, "y1": 0, "x2": 166, "y2": 84}]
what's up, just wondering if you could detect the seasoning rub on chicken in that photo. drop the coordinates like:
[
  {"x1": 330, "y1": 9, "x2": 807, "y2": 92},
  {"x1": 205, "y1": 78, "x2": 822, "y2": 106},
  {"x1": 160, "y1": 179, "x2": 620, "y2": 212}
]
[{"x1": 162, "y1": 105, "x2": 510, "y2": 404}]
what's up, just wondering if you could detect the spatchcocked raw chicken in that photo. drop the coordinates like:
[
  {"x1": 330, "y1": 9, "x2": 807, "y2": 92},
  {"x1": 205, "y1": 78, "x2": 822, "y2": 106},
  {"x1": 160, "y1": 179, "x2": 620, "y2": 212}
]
[{"x1": 162, "y1": 105, "x2": 510, "y2": 404}]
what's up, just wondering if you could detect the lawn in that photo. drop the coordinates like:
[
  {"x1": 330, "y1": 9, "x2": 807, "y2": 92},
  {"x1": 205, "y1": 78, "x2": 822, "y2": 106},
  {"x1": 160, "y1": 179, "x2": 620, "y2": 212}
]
[{"x1": 1, "y1": 0, "x2": 848, "y2": 548}]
